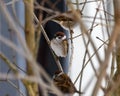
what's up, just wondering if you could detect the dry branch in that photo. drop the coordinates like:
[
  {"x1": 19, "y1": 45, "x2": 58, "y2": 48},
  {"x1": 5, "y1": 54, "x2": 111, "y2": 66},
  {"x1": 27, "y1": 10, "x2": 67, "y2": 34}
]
[
  {"x1": 23, "y1": 0, "x2": 39, "y2": 96},
  {"x1": 109, "y1": 0, "x2": 120, "y2": 96}
]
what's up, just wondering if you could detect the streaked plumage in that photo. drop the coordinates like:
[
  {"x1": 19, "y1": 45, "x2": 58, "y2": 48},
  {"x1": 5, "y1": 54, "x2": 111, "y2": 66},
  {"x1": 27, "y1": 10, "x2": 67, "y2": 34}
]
[
  {"x1": 51, "y1": 9, "x2": 82, "y2": 30},
  {"x1": 53, "y1": 71, "x2": 83, "y2": 94}
]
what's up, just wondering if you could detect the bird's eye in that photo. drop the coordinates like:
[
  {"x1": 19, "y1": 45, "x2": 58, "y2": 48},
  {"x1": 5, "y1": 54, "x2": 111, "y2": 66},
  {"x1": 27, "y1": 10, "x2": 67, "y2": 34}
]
[{"x1": 58, "y1": 36, "x2": 62, "y2": 39}]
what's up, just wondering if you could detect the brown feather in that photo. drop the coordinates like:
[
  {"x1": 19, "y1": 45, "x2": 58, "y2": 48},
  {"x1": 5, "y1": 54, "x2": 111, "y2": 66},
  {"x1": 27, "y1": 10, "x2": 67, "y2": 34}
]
[{"x1": 53, "y1": 71, "x2": 83, "y2": 94}]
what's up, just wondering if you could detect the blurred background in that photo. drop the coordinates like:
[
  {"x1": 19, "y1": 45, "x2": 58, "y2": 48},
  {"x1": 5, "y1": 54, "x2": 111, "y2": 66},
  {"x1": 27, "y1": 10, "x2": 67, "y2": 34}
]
[{"x1": 0, "y1": 0, "x2": 116, "y2": 96}]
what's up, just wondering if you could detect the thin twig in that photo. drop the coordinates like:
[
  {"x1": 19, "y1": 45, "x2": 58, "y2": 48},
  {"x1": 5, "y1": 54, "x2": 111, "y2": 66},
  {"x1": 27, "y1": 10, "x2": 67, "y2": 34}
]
[
  {"x1": 67, "y1": 24, "x2": 99, "y2": 41},
  {"x1": 0, "y1": 52, "x2": 18, "y2": 73},
  {"x1": 7, "y1": 80, "x2": 25, "y2": 96},
  {"x1": 74, "y1": 39, "x2": 109, "y2": 84},
  {"x1": 96, "y1": 37, "x2": 109, "y2": 45},
  {"x1": 71, "y1": 0, "x2": 101, "y2": 5}
]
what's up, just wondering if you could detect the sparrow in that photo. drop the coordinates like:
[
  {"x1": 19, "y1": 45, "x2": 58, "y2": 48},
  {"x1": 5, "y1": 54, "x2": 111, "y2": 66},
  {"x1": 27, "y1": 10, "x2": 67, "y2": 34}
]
[
  {"x1": 50, "y1": 32, "x2": 68, "y2": 57},
  {"x1": 51, "y1": 9, "x2": 82, "y2": 31},
  {"x1": 53, "y1": 70, "x2": 83, "y2": 94}
]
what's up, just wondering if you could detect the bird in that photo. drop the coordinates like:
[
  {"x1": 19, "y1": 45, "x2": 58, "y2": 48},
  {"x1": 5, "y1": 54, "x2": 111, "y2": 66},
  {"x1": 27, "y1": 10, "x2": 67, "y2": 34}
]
[
  {"x1": 50, "y1": 32, "x2": 68, "y2": 57},
  {"x1": 53, "y1": 70, "x2": 83, "y2": 94},
  {"x1": 51, "y1": 9, "x2": 82, "y2": 31}
]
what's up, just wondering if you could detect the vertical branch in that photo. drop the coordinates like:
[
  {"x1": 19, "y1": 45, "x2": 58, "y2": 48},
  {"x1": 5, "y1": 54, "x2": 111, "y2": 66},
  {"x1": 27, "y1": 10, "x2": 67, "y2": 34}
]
[
  {"x1": 23, "y1": 0, "x2": 39, "y2": 96},
  {"x1": 68, "y1": 30, "x2": 74, "y2": 75},
  {"x1": 111, "y1": 0, "x2": 120, "y2": 96},
  {"x1": 24, "y1": 0, "x2": 35, "y2": 57},
  {"x1": 76, "y1": 0, "x2": 79, "y2": 9}
]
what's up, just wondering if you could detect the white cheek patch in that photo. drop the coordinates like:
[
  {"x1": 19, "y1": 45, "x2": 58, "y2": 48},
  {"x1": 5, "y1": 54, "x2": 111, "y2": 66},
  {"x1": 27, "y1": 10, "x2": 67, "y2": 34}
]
[
  {"x1": 50, "y1": 39, "x2": 66, "y2": 57},
  {"x1": 62, "y1": 35, "x2": 66, "y2": 40}
]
